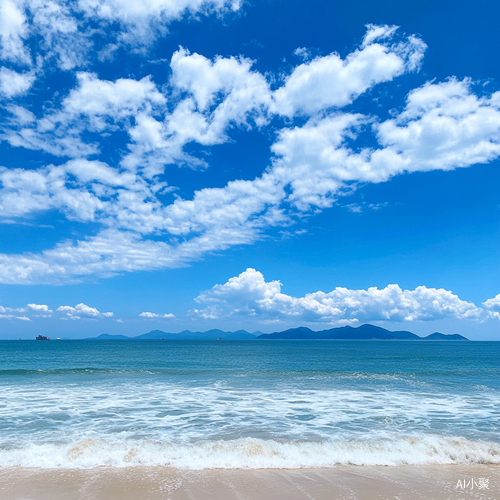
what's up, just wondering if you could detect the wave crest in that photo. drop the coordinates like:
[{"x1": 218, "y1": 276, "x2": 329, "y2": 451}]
[{"x1": 1, "y1": 436, "x2": 499, "y2": 469}]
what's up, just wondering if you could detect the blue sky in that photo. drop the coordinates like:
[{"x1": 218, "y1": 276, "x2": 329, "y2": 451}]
[{"x1": 0, "y1": 0, "x2": 499, "y2": 339}]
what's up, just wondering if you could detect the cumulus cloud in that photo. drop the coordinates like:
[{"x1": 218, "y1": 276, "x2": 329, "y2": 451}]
[
  {"x1": 195, "y1": 268, "x2": 492, "y2": 324},
  {"x1": 0, "y1": 302, "x2": 51, "y2": 320},
  {"x1": 123, "y1": 47, "x2": 274, "y2": 175},
  {"x1": 0, "y1": 305, "x2": 22, "y2": 314},
  {"x1": 273, "y1": 26, "x2": 426, "y2": 117},
  {"x1": 484, "y1": 294, "x2": 500, "y2": 311},
  {"x1": 27, "y1": 303, "x2": 50, "y2": 312},
  {"x1": 483, "y1": 294, "x2": 500, "y2": 319},
  {"x1": 139, "y1": 311, "x2": 175, "y2": 318},
  {"x1": 63, "y1": 72, "x2": 166, "y2": 128},
  {"x1": 0, "y1": 286, "x2": 498, "y2": 325},
  {"x1": 56, "y1": 302, "x2": 113, "y2": 320},
  {"x1": 268, "y1": 78, "x2": 500, "y2": 210},
  {"x1": 170, "y1": 48, "x2": 271, "y2": 116},
  {"x1": 372, "y1": 78, "x2": 500, "y2": 176},
  {"x1": 27, "y1": 303, "x2": 53, "y2": 317},
  {"x1": 0, "y1": 303, "x2": 32, "y2": 321},
  {"x1": 0, "y1": 301, "x2": 116, "y2": 321}
]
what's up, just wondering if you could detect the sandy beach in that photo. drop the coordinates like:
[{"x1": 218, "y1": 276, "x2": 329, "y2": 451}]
[{"x1": 1, "y1": 465, "x2": 498, "y2": 500}]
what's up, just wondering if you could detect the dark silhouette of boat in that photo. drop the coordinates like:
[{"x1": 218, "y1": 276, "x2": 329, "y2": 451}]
[{"x1": 36, "y1": 335, "x2": 50, "y2": 340}]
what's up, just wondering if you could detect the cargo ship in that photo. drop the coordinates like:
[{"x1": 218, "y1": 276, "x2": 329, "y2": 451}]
[{"x1": 35, "y1": 335, "x2": 50, "y2": 340}]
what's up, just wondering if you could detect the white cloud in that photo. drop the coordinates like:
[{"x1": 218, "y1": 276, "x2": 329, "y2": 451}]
[
  {"x1": 0, "y1": 67, "x2": 35, "y2": 97},
  {"x1": 0, "y1": 301, "x2": 117, "y2": 321},
  {"x1": 195, "y1": 268, "x2": 487, "y2": 323},
  {"x1": 139, "y1": 311, "x2": 175, "y2": 318},
  {"x1": 29, "y1": 0, "x2": 91, "y2": 70},
  {"x1": 361, "y1": 24, "x2": 398, "y2": 49},
  {"x1": 0, "y1": 158, "x2": 174, "y2": 236},
  {"x1": 2, "y1": 28, "x2": 423, "y2": 170},
  {"x1": 78, "y1": 0, "x2": 241, "y2": 23},
  {"x1": 27, "y1": 303, "x2": 50, "y2": 310},
  {"x1": 483, "y1": 294, "x2": 500, "y2": 319},
  {"x1": 170, "y1": 48, "x2": 271, "y2": 116},
  {"x1": 0, "y1": 0, "x2": 31, "y2": 65},
  {"x1": 2, "y1": 72, "x2": 166, "y2": 159},
  {"x1": 0, "y1": 0, "x2": 240, "y2": 71},
  {"x1": 63, "y1": 72, "x2": 166, "y2": 128},
  {"x1": 0, "y1": 287, "x2": 496, "y2": 324},
  {"x1": 56, "y1": 302, "x2": 113, "y2": 319},
  {"x1": 123, "y1": 48, "x2": 273, "y2": 174},
  {"x1": 293, "y1": 47, "x2": 312, "y2": 61},
  {"x1": 0, "y1": 229, "x2": 188, "y2": 284},
  {"x1": 5, "y1": 104, "x2": 35, "y2": 124},
  {"x1": 0, "y1": 219, "x2": 274, "y2": 283},
  {"x1": 77, "y1": 0, "x2": 241, "y2": 47},
  {"x1": 484, "y1": 294, "x2": 500, "y2": 312},
  {"x1": 0, "y1": 302, "x2": 51, "y2": 320},
  {"x1": 27, "y1": 303, "x2": 52, "y2": 317},
  {"x1": 1, "y1": 112, "x2": 98, "y2": 158},
  {"x1": 82, "y1": 0, "x2": 240, "y2": 25},
  {"x1": 0, "y1": 0, "x2": 90, "y2": 70},
  {"x1": 273, "y1": 27, "x2": 426, "y2": 117},
  {"x1": 0, "y1": 304, "x2": 25, "y2": 313},
  {"x1": 372, "y1": 78, "x2": 500, "y2": 176},
  {"x1": 197, "y1": 268, "x2": 281, "y2": 305},
  {"x1": 270, "y1": 113, "x2": 368, "y2": 210},
  {"x1": 0, "y1": 160, "x2": 111, "y2": 222},
  {"x1": 268, "y1": 78, "x2": 500, "y2": 210}
]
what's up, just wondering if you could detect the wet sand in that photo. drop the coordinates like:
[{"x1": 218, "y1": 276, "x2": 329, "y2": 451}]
[{"x1": 0, "y1": 465, "x2": 498, "y2": 500}]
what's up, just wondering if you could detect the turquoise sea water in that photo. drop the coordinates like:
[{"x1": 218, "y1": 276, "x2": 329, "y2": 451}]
[{"x1": 1, "y1": 340, "x2": 499, "y2": 469}]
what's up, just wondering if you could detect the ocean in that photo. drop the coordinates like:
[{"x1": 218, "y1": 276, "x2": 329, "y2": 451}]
[{"x1": 1, "y1": 340, "x2": 499, "y2": 469}]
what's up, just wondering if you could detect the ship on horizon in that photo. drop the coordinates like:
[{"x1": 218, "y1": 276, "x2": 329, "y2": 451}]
[{"x1": 35, "y1": 335, "x2": 50, "y2": 341}]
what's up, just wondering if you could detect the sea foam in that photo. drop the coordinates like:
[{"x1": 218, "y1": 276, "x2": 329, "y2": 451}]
[{"x1": 1, "y1": 436, "x2": 499, "y2": 469}]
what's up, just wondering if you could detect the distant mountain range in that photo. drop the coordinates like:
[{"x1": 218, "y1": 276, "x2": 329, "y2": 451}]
[
  {"x1": 92, "y1": 329, "x2": 258, "y2": 341},
  {"x1": 257, "y1": 324, "x2": 468, "y2": 340},
  {"x1": 90, "y1": 324, "x2": 469, "y2": 341}
]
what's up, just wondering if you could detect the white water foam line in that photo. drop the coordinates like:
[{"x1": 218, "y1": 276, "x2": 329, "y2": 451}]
[{"x1": 1, "y1": 436, "x2": 499, "y2": 469}]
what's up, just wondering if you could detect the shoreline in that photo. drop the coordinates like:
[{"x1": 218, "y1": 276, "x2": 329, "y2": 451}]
[{"x1": 1, "y1": 464, "x2": 498, "y2": 499}]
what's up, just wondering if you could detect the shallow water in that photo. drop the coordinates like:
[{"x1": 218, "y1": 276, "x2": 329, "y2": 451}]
[{"x1": 1, "y1": 340, "x2": 499, "y2": 468}]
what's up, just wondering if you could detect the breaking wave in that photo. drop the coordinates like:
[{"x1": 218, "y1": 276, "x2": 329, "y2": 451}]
[{"x1": 1, "y1": 436, "x2": 499, "y2": 469}]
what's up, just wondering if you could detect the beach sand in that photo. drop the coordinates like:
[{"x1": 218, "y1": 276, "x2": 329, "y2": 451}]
[{"x1": 0, "y1": 465, "x2": 498, "y2": 500}]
